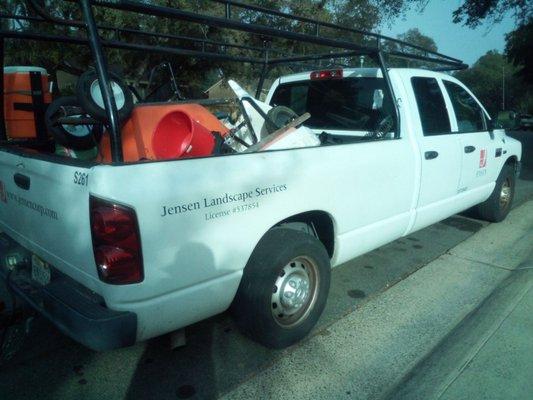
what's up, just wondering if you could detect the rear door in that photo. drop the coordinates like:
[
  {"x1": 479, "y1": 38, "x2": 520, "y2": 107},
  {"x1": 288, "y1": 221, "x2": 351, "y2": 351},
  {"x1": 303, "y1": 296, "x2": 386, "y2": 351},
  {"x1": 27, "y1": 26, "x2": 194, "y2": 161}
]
[
  {"x1": 441, "y1": 79, "x2": 496, "y2": 200},
  {"x1": 0, "y1": 150, "x2": 97, "y2": 283},
  {"x1": 407, "y1": 75, "x2": 463, "y2": 230}
]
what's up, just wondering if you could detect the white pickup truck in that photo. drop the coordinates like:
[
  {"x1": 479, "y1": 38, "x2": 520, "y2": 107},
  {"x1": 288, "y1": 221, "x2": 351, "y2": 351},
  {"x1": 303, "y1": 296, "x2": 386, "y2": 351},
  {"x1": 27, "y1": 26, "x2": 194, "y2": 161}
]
[{"x1": 0, "y1": 66, "x2": 522, "y2": 351}]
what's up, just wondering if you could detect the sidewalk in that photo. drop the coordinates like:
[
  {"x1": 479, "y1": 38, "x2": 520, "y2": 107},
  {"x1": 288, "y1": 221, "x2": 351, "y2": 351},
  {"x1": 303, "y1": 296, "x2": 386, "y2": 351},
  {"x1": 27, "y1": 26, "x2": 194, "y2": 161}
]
[
  {"x1": 222, "y1": 201, "x2": 533, "y2": 400},
  {"x1": 388, "y1": 257, "x2": 533, "y2": 400}
]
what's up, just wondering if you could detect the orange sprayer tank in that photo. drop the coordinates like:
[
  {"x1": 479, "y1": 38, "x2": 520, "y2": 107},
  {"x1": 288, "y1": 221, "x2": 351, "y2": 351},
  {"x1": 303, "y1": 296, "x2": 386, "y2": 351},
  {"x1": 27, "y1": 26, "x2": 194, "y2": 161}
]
[
  {"x1": 98, "y1": 103, "x2": 229, "y2": 162},
  {"x1": 3, "y1": 66, "x2": 52, "y2": 139}
]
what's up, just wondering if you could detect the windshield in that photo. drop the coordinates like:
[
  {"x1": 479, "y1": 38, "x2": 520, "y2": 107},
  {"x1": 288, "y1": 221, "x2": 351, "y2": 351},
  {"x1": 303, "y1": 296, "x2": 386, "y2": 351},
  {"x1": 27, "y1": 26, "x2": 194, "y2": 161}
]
[{"x1": 270, "y1": 77, "x2": 395, "y2": 132}]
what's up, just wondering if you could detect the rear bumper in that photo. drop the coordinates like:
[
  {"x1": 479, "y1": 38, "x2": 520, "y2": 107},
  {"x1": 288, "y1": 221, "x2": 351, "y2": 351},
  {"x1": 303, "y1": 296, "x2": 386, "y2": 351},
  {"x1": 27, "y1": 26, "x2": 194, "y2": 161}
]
[{"x1": 0, "y1": 235, "x2": 137, "y2": 351}]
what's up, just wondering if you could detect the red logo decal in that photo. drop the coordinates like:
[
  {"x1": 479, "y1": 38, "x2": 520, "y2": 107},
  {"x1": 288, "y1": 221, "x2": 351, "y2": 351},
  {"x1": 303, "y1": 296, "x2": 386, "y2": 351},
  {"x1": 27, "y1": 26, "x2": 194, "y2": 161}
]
[
  {"x1": 0, "y1": 180, "x2": 6, "y2": 203},
  {"x1": 479, "y1": 149, "x2": 487, "y2": 168}
]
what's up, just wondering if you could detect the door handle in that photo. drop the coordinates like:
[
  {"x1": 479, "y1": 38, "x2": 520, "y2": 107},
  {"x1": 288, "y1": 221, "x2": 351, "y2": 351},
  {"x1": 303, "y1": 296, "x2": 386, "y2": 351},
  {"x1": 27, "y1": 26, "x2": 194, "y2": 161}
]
[
  {"x1": 464, "y1": 145, "x2": 476, "y2": 154},
  {"x1": 14, "y1": 173, "x2": 30, "y2": 190},
  {"x1": 425, "y1": 151, "x2": 439, "y2": 160}
]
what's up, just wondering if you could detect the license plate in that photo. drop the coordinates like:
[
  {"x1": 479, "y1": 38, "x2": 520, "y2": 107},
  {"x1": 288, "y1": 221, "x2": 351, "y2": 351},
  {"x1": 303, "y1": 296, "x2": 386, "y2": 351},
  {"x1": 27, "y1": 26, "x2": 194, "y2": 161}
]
[{"x1": 31, "y1": 255, "x2": 51, "y2": 286}]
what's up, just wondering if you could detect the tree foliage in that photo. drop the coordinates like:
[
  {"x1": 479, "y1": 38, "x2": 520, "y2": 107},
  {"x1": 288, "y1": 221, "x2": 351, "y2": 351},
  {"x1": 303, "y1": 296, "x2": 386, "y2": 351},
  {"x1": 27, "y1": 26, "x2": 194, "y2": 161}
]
[
  {"x1": 505, "y1": 19, "x2": 533, "y2": 84},
  {"x1": 1, "y1": 0, "x2": 421, "y2": 96},
  {"x1": 382, "y1": 28, "x2": 438, "y2": 68},
  {"x1": 397, "y1": 28, "x2": 438, "y2": 53},
  {"x1": 455, "y1": 50, "x2": 532, "y2": 115},
  {"x1": 449, "y1": 0, "x2": 532, "y2": 100},
  {"x1": 452, "y1": 0, "x2": 532, "y2": 28}
]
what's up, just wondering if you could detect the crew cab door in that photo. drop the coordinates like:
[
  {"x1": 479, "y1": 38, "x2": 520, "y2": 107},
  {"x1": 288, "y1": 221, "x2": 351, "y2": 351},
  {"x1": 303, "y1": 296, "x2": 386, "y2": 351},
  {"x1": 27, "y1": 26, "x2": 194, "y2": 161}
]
[
  {"x1": 441, "y1": 79, "x2": 496, "y2": 201},
  {"x1": 408, "y1": 75, "x2": 463, "y2": 230}
]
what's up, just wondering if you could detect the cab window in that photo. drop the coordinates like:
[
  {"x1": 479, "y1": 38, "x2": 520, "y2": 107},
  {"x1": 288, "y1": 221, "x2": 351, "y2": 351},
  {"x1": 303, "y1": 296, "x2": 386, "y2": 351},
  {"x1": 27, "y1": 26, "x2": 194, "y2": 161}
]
[
  {"x1": 443, "y1": 81, "x2": 486, "y2": 132},
  {"x1": 411, "y1": 77, "x2": 451, "y2": 136},
  {"x1": 270, "y1": 77, "x2": 395, "y2": 134}
]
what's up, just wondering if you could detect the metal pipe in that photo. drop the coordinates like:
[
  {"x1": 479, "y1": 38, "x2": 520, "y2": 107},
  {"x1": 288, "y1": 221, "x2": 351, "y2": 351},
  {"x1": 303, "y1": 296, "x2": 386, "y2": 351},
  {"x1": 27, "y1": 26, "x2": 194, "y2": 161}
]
[
  {"x1": 90, "y1": 1, "x2": 372, "y2": 54},
  {"x1": 0, "y1": 13, "x2": 285, "y2": 57},
  {"x1": 386, "y1": 50, "x2": 468, "y2": 70},
  {"x1": 269, "y1": 50, "x2": 364, "y2": 65},
  {"x1": 256, "y1": 45, "x2": 270, "y2": 99},
  {"x1": 0, "y1": 35, "x2": 6, "y2": 141},
  {"x1": 255, "y1": 62, "x2": 268, "y2": 100},
  {"x1": 209, "y1": 0, "x2": 463, "y2": 63},
  {"x1": 79, "y1": 0, "x2": 123, "y2": 162},
  {"x1": 377, "y1": 51, "x2": 400, "y2": 139},
  {"x1": 0, "y1": 30, "x2": 265, "y2": 64},
  {"x1": 1, "y1": 10, "x2": 465, "y2": 70}
]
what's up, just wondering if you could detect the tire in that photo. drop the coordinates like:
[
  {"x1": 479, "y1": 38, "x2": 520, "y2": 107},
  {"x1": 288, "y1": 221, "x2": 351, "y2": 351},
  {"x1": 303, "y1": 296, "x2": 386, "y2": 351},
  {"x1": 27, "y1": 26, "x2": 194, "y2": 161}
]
[
  {"x1": 261, "y1": 106, "x2": 298, "y2": 138},
  {"x1": 232, "y1": 228, "x2": 331, "y2": 348},
  {"x1": 76, "y1": 70, "x2": 133, "y2": 123},
  {"x1": 0, "y1": 323, "x2": 27, "y2": 365},
  {"x1": 45, "y1": 96, "x2": 103, "y2": 150},
  {"x1": 475, "y1": 163, "x2": 516, "y2": 222}
]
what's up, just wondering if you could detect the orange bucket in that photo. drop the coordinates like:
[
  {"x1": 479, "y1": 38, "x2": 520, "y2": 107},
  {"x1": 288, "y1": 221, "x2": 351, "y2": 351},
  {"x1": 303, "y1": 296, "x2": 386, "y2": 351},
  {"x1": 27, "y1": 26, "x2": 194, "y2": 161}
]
[
  {"x1": 99, "y1": 103, "x2": 229, "y2": 162},
  {"x1": 3, "y1": 66, "x2": 52, "y2": 139}
]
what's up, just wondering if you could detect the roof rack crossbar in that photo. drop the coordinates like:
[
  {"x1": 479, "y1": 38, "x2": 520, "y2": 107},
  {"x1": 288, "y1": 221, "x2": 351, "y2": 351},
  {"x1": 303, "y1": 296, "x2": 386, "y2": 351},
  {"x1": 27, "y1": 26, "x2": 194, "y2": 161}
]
[
  {"x1": 0, "y1": 13, "x2": 285, "y2": 57},
  {"x1": 0, "y1": 30, "x2": 265, "y2": 64},
  {"x1": 3, "y1": 1, "x2": 467, "y2": 70},
  {"x1": 86, "y1": 1, "x2": 374, "y2": 55},
  {"x1": 210, "y1": 0, "x2": 463, "y2": 64},
  {"x1": 268, "y1": 51, "x2": 370, "y2": 66},
  {"x1": 87, "y1": 0, "x2": 464, "y2": 69},
  {"x1": 386, "y1": 50, "x2": 468, "y2": 69}
]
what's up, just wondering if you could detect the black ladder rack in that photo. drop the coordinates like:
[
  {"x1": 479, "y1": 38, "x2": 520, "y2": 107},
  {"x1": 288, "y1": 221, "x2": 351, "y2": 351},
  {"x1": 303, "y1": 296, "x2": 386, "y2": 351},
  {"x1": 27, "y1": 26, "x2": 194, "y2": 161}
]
[{"x1": 0, "y1": 0, "x2": 468, "y2": 162}]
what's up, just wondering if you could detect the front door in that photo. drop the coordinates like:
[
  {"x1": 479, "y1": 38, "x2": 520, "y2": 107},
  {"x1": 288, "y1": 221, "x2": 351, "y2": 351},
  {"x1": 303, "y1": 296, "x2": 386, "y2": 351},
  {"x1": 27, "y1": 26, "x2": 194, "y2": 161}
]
[{"x1": 441, "y1": 79, "x2": 496, "y2": 201}]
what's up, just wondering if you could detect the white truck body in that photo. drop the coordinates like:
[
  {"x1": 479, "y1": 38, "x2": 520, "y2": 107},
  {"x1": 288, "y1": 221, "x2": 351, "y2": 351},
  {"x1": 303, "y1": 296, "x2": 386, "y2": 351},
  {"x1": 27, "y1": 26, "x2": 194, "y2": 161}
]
[{"x1": 0, "y1": 68, "x2": 522, "y2": 348}]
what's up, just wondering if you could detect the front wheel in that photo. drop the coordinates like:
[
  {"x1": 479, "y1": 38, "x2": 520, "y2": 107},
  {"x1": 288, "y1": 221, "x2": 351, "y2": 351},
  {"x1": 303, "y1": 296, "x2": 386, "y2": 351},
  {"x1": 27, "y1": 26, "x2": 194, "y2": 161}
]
[
  {"x1": 232, "y1": 228, "x2": 331, "y2": 348},
  {"x1": 475, "y1": 164, "x2": 516, "y2": 222}
]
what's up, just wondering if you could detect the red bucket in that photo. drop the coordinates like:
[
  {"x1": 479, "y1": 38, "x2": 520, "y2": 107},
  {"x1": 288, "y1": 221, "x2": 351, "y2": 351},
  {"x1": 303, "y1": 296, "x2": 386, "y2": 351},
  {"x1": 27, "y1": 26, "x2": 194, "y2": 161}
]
[{"x1": 152, "y1": 110, "x2": 215, "y2": 160}]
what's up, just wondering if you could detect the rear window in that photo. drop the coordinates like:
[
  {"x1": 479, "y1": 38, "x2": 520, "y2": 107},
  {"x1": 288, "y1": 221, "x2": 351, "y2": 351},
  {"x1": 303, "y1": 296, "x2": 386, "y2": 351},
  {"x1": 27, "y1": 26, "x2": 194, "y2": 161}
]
[{"x1": 270, "y1": 77, "x2": 394, "y2": 131}]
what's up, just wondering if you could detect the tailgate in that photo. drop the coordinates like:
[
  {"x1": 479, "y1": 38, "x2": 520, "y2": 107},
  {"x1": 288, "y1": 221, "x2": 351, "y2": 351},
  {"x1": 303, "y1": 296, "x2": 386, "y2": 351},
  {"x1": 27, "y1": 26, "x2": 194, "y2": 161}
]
[{"x1": 0, "y1": 150, "x2": 98, "y2": 282}]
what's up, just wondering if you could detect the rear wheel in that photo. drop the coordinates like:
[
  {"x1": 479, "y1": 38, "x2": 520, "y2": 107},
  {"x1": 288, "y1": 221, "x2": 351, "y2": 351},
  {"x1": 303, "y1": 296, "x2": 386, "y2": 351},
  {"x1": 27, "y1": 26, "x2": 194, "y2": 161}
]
[
  {"x1": 475, "y1": 164, "x2": 516, "y2": 222},
  {"x1": 232, "y1": 228, "x2": 331, "y2": 348}
]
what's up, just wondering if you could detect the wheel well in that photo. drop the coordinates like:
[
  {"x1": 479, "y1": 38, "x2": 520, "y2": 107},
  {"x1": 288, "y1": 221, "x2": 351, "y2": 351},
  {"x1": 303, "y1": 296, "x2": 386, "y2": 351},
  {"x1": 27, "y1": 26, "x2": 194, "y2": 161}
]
[
  {"x1": 275, "y1": 211, "x2": 335, "y2": 258},
  {"x1": 505, "y1": 155, "x2": 517, "y2": 165},
  {"x1": 505, "y1": 155, "x2": 519, "y2": 173}
]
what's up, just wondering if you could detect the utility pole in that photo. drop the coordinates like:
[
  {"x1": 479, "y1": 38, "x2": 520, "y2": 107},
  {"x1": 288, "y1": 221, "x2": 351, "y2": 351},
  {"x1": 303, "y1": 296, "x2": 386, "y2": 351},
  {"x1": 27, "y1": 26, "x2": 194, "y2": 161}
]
[{"x1": 502, "y1": 65, "x2": 505, "y2": 110}]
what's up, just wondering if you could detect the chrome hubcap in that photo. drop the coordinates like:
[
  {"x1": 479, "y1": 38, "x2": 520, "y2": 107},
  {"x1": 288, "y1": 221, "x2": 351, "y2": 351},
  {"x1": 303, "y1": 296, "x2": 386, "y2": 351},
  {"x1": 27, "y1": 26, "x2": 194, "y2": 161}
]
[
  {"x1": 500, "y1": 179, "x2": 511, "y2": 209},
  {"x1": 271, "y1": 256, "x2": 319, "y2": 327}
]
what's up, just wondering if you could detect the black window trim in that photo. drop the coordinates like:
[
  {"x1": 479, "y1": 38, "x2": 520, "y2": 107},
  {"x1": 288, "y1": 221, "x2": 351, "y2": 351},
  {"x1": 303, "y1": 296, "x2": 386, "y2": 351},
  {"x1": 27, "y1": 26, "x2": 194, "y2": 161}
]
[
  {"x1": 410, "y1": 76, "x2": 453, "y2": 137},
  {"x1": 440, "y1": 78, "x2": 490, "y2": 134}
]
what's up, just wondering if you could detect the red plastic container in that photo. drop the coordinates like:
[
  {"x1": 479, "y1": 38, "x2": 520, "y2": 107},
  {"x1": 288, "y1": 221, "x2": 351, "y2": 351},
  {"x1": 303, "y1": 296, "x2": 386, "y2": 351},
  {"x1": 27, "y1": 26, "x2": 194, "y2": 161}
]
[
  {"x1": 152, "y1": 110, "x2": 215, "y2": 159},
  {"x1": 98, "y1": 103, "x2": 229, "y2": 162}
]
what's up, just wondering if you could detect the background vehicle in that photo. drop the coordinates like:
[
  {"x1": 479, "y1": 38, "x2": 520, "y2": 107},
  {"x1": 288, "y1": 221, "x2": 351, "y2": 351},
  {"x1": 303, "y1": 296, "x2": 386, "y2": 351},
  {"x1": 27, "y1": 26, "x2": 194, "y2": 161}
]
[
  {"x1": 517, "y1": 113, "x2": 533, "y2": 130},
  {"x1": 0, "y1": 0, "x2": 522, "y2": 352}
]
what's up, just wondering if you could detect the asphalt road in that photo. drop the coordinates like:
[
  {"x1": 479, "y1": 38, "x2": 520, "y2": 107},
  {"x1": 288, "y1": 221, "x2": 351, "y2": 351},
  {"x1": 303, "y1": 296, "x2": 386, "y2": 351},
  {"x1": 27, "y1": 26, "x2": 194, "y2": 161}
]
[{"x1": 1, "y1": 130, "x2": 532, "y2": 400}]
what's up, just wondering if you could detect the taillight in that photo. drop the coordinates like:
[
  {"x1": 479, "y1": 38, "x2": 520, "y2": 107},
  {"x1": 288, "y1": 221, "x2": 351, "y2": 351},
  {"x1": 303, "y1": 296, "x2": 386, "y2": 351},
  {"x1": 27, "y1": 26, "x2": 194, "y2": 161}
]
[
  {"x1": 90, "y1": 196, "x2": 143, "y2": 284},
  {"x1": 310, "y1": 69, "x2": 343, "y2": 80}
]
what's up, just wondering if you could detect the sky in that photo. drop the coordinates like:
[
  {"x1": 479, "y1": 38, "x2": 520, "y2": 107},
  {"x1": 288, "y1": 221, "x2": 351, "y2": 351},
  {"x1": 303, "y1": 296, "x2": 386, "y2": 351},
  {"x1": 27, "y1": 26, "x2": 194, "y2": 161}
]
[{"x1": 379, "y1": 0, "x2": 518, "y2": 66}]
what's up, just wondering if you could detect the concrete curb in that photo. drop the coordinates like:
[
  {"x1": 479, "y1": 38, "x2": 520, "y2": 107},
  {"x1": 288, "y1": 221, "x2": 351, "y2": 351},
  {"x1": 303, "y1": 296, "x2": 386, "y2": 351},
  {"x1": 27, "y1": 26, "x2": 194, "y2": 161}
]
[{"x1": 222, "y1": 201, "x2": 533, "y2": 400}]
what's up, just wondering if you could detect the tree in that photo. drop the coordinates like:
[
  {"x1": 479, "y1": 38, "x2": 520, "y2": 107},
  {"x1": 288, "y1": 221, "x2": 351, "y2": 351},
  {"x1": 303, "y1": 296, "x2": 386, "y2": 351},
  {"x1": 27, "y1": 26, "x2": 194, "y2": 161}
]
[
  {"x1": 452, "y1": 0, "x2": 531, "y2": 28},
  {"x1": 382, "y1": 28, "x2": 438, "y2": 68},
  {"x1": 397, "y1": 28, "x2": 438, "y2": 53},
  {"x1": 1, "y1": 0, "x2": 420, "y2": 96},
  {"x1": 455, "y1": 50, "x2": 531, "y2": 116},
  {"x1": 505, "y1": 19, "x2": 533, "y2": 84},
  {"x1": 449, "y1": 1, "x2": 532, "y2": 104}
]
